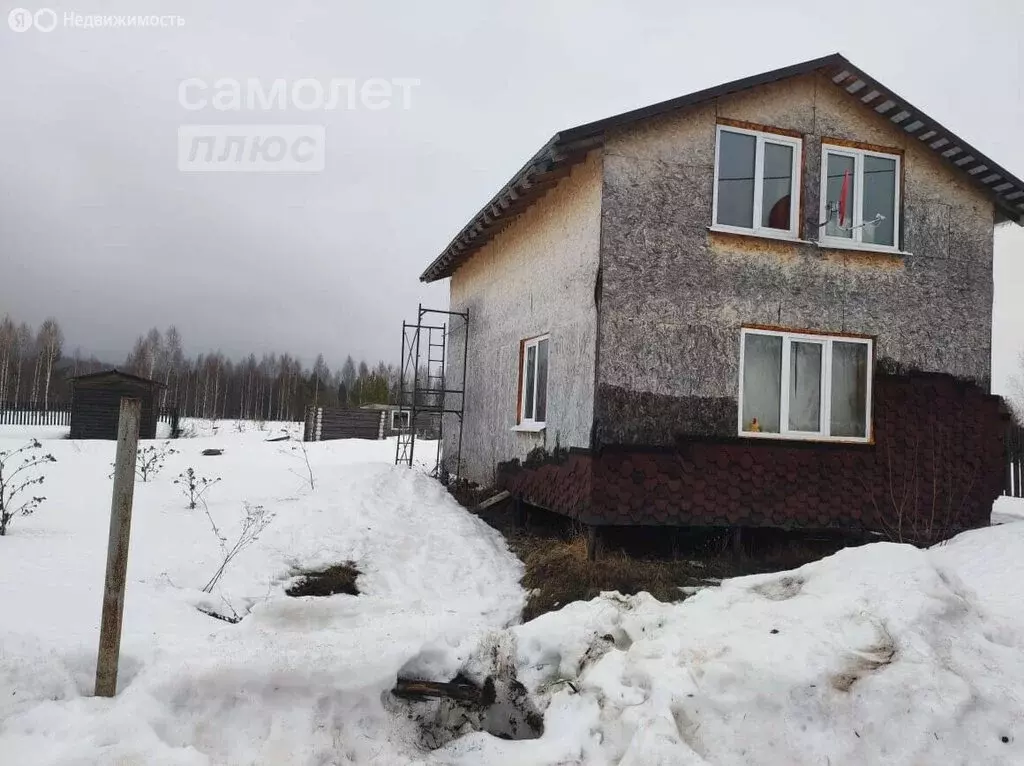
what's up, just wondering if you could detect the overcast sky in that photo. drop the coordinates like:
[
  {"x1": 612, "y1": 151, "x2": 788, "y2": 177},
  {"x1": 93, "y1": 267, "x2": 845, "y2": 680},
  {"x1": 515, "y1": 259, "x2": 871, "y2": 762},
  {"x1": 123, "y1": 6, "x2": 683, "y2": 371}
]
[{"x1": 1, "y1": 0, "x2": 1022, "y2": 391}]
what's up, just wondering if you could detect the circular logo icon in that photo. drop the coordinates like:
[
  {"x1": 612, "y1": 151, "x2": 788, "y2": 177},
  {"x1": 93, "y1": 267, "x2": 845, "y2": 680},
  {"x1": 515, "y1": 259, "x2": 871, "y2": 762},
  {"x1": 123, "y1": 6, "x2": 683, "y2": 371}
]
[
  {"x1": 8, "y1": 8, "x2": 33, "y2": 31},
  {"x1": 34, "y1": 8, "x2": 57, "y2": 32}
]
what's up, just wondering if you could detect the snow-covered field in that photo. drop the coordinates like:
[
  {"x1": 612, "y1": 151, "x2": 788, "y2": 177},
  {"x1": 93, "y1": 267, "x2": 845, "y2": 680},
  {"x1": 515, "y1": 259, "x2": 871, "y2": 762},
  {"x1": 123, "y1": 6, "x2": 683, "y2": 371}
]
[
  {"x1": 2, "y1": 419, "x2": 1024, "y2": 765},
  {"x1": 0, "y1": 420, "x2": 524, "y2": 764}
]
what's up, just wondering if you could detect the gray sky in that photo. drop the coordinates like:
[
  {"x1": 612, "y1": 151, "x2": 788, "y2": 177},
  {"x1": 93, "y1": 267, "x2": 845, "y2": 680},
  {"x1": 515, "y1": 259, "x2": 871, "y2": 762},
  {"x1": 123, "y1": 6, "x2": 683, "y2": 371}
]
[{"x1": 1, "y1": 0, "x2": 1022, "y2": 392}]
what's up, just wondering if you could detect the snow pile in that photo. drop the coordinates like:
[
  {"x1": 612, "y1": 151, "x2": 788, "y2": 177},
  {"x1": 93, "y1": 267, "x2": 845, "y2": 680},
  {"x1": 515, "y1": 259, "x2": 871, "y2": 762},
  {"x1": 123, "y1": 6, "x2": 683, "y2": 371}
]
[
  {"x1": 437, "y1": 524, "x2": 1024, "y2": 765},
  {"x1": 993, "y1": 495, "x2": 1024, "y2": 526},
  {"x1": 0, "y1": 423, "x2": 524, "y2": 764}
]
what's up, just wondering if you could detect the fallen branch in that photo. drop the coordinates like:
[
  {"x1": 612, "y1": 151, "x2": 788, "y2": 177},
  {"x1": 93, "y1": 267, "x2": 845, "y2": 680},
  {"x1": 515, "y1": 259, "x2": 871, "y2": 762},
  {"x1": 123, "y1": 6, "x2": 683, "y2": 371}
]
[{"x1": 392, "y1": 675, "x2": 496, "y2": 707}]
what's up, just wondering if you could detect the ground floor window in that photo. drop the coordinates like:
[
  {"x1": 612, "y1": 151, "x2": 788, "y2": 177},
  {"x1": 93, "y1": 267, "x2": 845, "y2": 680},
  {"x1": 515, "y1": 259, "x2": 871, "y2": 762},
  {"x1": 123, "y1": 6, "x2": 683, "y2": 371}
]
[
  {"x1": 391, "y1": 409, "x2": 410, "y2": 431},
  {"x1": 519, "y1": 335, "x2": 549, "y2": 427},
  {"x1": 739, "y1": 327, "x2": 872, "y2": 442}
]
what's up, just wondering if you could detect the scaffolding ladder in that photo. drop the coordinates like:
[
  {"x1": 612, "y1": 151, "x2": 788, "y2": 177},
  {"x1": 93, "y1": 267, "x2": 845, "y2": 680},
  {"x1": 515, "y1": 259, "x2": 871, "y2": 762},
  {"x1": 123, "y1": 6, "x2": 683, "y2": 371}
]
[{"x1": 395, "y1": 305, "x2": 468, "y2": 479}]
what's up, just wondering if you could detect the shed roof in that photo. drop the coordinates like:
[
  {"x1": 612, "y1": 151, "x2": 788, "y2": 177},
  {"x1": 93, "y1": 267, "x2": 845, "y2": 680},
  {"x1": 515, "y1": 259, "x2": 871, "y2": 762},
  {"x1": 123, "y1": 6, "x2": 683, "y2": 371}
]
[
  {"x1": 420, "y1": 53, "x2": 1024, "y2": 283},
  {"x1": 71, "y1": 369, "x2": 165, "y2": 387}
]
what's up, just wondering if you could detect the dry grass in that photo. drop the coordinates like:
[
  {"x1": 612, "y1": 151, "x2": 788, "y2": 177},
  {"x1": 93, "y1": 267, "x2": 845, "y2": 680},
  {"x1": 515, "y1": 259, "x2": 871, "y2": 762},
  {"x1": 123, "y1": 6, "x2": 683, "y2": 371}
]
[
  {"x1": 515, "y1": 535, "x2": 726, "y2": 621},
  {"x1": 450, "y1": 485, "x2": 858, "y2": 621},
  {"x1": 285, "y1": 562, "x2": 360, "y2": 597}
]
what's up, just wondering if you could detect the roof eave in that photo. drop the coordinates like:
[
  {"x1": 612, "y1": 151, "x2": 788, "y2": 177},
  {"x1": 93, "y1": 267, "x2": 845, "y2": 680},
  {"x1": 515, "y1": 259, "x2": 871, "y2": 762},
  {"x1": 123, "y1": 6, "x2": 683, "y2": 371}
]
[{"x1": 423, "y1": 53, "x2": 1024, "y2": 282}]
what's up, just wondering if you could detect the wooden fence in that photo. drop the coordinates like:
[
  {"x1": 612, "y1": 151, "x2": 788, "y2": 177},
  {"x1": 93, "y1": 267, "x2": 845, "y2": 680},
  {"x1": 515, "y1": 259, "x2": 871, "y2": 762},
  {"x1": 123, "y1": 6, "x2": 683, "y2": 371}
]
[
  {"x1": 1008, "y1": 425, "x2": 1024, "y2": 498},
  {"x1": 0, "y1": 402, "x2": 71, "y2": 426},
  {"x1": 0, "y1": 402, "x2": 180, "y2": 433},
  {"x1": 304, "y1": 407, "x2": 385, "y2": 442}
]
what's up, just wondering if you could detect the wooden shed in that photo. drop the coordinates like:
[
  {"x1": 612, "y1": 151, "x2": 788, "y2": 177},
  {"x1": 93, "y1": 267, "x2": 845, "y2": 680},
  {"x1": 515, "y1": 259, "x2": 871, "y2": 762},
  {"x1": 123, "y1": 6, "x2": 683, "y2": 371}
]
[{"x1": 70, "y1": 370, "x2": 164, "y2": 440}]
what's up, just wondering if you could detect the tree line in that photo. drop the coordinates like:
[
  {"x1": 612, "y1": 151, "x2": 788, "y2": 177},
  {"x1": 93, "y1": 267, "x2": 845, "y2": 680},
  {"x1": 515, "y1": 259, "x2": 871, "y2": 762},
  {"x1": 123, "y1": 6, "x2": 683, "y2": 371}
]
[
  {"x1": 0, "y1": 316, "x2": 65, "y2": 408},
  {"x1": 0, "y1": 316, "x2": 417, "y2": 421}
]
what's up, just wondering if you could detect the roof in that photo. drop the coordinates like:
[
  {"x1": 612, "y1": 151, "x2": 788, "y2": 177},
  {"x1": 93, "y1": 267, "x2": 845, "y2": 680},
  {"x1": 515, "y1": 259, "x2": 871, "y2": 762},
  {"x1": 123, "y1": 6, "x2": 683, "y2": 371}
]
[
  {"x1": 71, "y1": 369, "x2": 166, "y2": 387},
  {"x1": 421, "y1": 53, "x2": 1024, "y2": 283}
]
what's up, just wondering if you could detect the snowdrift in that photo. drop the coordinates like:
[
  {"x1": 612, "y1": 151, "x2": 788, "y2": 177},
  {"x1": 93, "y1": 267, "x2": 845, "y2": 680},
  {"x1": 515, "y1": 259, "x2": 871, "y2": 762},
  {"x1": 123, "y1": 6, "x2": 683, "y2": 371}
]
[{"x1": 433, "y1": 522, "x2": 1024, "y2": 765}]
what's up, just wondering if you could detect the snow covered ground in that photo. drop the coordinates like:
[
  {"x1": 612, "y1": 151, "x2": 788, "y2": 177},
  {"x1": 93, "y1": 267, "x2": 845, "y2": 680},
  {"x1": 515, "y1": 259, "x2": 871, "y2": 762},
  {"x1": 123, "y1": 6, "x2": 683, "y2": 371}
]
[
  {"x1": 434, "y1": 503, "x2": 1024, "y2": 765},
  {"x1": 2, "y1": 419, "x2": 1024, "y2": 765},
  {"x1": 0, "y1": 420, "x2": 524, "y2": 764}
]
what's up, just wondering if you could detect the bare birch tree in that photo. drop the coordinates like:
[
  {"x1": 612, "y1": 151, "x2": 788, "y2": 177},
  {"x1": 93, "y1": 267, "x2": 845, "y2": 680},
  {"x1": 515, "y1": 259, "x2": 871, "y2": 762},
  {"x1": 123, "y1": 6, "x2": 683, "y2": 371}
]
[{"x1": 36, "y1": 318, "x2": 63, "y2": 409}]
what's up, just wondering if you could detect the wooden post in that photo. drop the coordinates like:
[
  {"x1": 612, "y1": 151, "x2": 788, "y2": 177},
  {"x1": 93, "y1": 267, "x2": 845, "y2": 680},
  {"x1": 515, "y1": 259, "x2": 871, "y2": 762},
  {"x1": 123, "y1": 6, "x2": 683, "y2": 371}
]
[
  {"x1": 731, "y1": 526, "x2": 744, "y2": 561},
  {"x1": 94, "y1": 398, "x2": 141, "y2": 698},
  {"x1": 587, "y1": 525, "x2": 602, "y2": 562},
  {"x1": 513, "y1": 497, "x2": 527, "y2": 530}
]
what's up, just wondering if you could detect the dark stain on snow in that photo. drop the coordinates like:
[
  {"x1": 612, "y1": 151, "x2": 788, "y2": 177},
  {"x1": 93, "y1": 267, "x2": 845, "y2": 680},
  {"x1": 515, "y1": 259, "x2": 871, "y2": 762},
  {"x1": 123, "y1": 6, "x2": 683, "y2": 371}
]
[
  {"x1": 285, "y1": 562, "x2": 360, "y2": 597},
  {"x1": 752, "y1": 575, "x2": 804, "y2": 601}
]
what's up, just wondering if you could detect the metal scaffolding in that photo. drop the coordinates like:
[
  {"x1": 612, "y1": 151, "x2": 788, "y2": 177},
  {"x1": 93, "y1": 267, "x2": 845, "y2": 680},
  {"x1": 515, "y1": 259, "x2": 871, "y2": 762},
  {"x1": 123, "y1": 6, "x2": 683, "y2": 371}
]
[{"x1": 395, "y1": 305, "x2": 468, "y2": 479}]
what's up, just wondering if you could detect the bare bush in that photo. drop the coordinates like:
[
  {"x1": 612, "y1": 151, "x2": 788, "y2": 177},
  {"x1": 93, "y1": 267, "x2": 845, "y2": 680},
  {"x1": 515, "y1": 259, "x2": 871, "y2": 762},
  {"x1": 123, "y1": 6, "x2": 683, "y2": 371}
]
[
  {"x1": 202, "y1": 502, "x2": 275, "y2": 593},
  {"x1": 863, "y1": 424, "x2": 979, "y2": 546},
  {"x1": 174, "y1": 467, "x2": 221, "y2": 510},
  {"x1": 0, "y1": 439, "x2": 57, "y2": 536},
  {"x1": 282, "y1": 440, "x2": 315, "y2": 490},
  {"x1": 134, "y1": 442, "x2": 177, "y2": 482}
]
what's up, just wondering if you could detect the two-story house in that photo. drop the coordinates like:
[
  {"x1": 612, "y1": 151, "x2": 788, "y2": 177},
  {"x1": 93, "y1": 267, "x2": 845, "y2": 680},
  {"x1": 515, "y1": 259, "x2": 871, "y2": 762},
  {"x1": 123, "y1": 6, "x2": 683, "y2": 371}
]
[{"x1": 419, "y1": 54, "x2": 1023, "y2": 553}]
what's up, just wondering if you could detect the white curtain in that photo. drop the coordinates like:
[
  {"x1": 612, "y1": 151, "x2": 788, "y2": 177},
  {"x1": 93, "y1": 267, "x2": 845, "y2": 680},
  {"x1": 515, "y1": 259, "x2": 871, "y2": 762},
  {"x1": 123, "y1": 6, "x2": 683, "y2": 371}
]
[
  {"x1": 788, "y1": 341, "x2": 822, "y2": 432},
  {"x1": 830, "y1": 342, "x2": 868, "y2": 437},
  {"x1": 742, "y1": 334, "x2": 782, "y2": 432}
]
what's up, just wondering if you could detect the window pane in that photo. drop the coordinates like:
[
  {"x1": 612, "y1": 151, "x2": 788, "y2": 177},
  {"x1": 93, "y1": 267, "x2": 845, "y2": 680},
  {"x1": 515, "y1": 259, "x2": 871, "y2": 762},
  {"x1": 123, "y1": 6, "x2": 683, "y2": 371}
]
[
  {"x1": 761, "y1": 142, "x2": 793, "y2": 230},
  {"x1": 824, "y1": 153, "x2": 855, "y2": 239},
  {"x1": 524, "y1": 345, "x2": 536, "y2": 420},
  {"x1": 862, "y1": 155, "x2": 896, "y2": 246},
  {"x1": 742, "y1": 334, "x2": 782, "y2": 433},
  {"x1": 830, "y1": 342, "x2": 869, "y2": 437},
  {"x1": 717, "y1": 130, "x2": 756, "y2": 228},
  {"x1": 788, "y1": 341, "x2": 822, "y2": 432},
  {"x1": 535, "y1": 339, "x2": 548, "y2": 422}
]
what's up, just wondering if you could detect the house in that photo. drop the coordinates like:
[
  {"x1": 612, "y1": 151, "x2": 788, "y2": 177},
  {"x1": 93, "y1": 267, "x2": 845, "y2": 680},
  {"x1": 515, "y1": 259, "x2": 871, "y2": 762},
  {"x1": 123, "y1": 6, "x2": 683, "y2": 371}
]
[
  {"x1": 70, "y1": 369, "x2": 164, "y2": 440},
  {"x1": 302, "y1": 403, "x2": 440, "y2": 442},
  {"x1": 360, "y1": 403, "x2": 440, "y2": 439},
  {"x1": 419, "y1": 54, "x2": 1021, "y2": 551}
]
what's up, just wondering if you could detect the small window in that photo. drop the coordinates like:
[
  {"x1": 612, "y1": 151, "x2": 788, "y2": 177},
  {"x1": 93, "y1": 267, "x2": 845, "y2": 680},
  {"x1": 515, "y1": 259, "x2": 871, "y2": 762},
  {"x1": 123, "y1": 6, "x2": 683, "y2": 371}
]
[
  {"x1": 519, "y1": 335, "x2": 549, "y2": 427},
  {"x1": 820, "y1": 144, "x2": 900, "y2": 250},
  {"x1": 391, "y1": 409, "x2": 410, "y2": 431},
  {"x1": 713, "y1": 125, "x2": 802, "y2": 238},
  {"x1": 739, "y1": 328, "x2": 872, "y2": 442}
]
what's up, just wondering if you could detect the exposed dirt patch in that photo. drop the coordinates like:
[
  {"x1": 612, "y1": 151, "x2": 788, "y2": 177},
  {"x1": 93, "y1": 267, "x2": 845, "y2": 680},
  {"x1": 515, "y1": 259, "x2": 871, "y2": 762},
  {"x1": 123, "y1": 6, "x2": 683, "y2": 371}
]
[{"x1": 285, "y1": 562, "x2": 360, "y2": 597}]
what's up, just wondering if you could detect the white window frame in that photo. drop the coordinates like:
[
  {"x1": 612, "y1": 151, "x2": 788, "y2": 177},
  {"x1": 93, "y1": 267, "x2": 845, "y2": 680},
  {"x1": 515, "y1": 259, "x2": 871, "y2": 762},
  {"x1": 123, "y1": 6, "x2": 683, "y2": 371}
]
[
  {"x1": 737, "y1": 327, "x2": 873, "y2": 444},
  {"x1": 518, "y1": 334, "x2": 549, "y2": 429},
  {"x1": 712, "y1": 125, "x2": 803, "y2": 239},
  {"x1": 819, "y1": 144, "x2": 901, "y2": 253},
  {"x1": 391, "y1": 409, "x2": 409, "y2": 431}
]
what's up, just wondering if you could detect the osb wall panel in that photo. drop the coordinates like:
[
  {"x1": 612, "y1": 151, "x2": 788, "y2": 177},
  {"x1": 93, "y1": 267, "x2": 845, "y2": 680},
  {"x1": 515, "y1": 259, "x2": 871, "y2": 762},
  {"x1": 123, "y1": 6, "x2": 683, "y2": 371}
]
[
  {"x1": 501, "y1": 374, "x2": 1005, "y2": 536},
  {"x1": 444, "y1": 152, "x2": 603, "y2": 485},
  {"x1": 596, "y1": 72, "x2": 995, "y2": 446}
]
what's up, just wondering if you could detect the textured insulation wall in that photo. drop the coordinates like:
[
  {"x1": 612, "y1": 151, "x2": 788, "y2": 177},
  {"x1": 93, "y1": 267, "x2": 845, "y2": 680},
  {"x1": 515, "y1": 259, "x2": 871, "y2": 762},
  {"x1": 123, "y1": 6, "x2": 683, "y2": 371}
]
[
  {"x1": 596, "y1": 72, "x2": 995, "y2": 446},
  {"x1": 444, "y1": 152, "x2": 603, "y2": 485}
]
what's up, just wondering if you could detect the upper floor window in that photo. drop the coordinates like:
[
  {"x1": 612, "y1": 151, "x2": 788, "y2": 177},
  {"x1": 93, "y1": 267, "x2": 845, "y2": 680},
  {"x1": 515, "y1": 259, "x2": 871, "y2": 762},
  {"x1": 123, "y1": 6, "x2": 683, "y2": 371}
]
[
  {"x1": 713, "y1": 125, "x2": 802, "y2": 238},
  {"x1": 739, "y1": 327, "x2": 873, "y2": 443},
  {"x1": 820, "y1": 144, "x2": 901, "y2": 251},
  {"x1": 519, "y1": 334, "x2": 549, "y2": 428}
]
